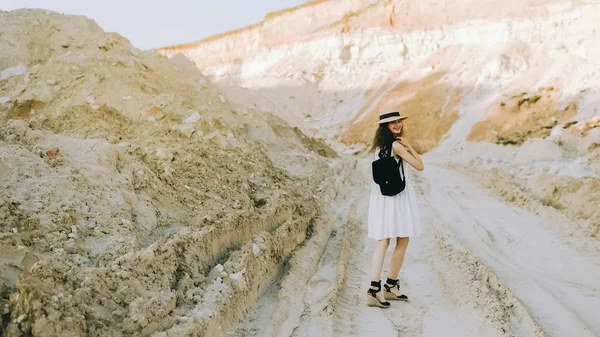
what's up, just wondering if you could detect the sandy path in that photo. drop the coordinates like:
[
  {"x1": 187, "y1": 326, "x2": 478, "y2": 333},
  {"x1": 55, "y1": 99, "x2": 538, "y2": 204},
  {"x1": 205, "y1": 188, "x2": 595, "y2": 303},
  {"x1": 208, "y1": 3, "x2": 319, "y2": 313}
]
[
  {"x1": 226, "y1": 159, "x2": 600, "y2": 337},
  {"x1": 420, "y1": 165, "x2": 600, "y2": 337}
]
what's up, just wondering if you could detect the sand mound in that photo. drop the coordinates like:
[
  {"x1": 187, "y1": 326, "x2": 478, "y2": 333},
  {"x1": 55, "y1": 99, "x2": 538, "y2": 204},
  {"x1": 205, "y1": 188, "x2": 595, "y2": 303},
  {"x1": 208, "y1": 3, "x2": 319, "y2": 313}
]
[
  {"x1": 468, "y1": 87, "x2": 581, "y2": 145},
  {"x1": 0, "y1": 9, "x2": 338, "y2": 336}
]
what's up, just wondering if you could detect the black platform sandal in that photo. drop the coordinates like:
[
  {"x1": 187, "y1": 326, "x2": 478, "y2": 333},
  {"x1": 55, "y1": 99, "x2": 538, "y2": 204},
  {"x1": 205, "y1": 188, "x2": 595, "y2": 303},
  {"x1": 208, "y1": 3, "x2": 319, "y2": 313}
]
[
  {"x1": 367, "y1": 280, "x2": 391, "y2": 308},
  {"x1": 383, "y1": 278, "x2": 409, "y2": 301}
]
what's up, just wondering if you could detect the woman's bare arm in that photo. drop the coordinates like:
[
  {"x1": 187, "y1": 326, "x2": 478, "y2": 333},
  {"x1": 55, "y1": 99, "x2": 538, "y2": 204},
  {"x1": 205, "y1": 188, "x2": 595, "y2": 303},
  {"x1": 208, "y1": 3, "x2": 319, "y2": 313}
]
[{"x1": 392, "y1": 141, "x2": 424, "y2": 171}]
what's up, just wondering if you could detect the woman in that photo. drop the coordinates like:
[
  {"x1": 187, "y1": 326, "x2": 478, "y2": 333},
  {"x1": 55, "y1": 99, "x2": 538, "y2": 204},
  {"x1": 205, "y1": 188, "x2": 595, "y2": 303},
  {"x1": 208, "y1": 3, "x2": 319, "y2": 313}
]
[{"x1": 366, "y1": 111, "x2": 424, "y2": 308}]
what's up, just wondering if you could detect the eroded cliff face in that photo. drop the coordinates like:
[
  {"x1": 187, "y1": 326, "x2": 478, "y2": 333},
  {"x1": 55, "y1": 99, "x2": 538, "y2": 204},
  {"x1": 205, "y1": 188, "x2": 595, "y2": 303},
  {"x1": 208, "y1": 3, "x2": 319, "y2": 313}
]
[
  {"x1": 157, "y1": 0, "x2": 600, "y2": 154},
  {"x1": 0, "y1": 9, "x2": 341, "y2": 337}
]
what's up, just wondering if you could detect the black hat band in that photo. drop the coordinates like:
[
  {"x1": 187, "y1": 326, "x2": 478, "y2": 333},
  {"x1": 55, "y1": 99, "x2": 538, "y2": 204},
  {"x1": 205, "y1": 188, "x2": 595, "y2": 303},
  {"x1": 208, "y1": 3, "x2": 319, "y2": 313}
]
[{"x1": 379, "y1": 112, "x2": 401, "y2": 120}]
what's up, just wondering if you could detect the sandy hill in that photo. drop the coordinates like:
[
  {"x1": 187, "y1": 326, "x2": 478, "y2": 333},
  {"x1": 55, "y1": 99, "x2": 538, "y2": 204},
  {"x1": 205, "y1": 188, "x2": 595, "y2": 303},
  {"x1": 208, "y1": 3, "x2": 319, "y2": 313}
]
[{"x1": 0, "y1": 9, "x2": 342, "y2": 337}]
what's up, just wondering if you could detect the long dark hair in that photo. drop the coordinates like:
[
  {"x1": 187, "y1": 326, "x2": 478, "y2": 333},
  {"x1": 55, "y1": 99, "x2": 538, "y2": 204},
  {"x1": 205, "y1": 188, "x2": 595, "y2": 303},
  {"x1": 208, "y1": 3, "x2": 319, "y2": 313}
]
[{"x1": 370, "y1": 123, "x2": 405, "y2": 153}]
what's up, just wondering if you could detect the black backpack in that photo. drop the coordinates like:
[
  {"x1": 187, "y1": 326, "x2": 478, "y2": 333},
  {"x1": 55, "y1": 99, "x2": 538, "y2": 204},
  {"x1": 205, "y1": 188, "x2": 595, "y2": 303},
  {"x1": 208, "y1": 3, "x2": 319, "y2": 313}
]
[{"x1": 371, "y1": 143, "x2": 406, "y2": 196}]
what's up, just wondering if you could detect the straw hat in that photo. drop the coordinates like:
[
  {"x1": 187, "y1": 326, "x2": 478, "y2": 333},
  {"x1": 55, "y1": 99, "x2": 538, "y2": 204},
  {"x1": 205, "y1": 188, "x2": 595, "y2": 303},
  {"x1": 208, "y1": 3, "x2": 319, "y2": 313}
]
[{"x1": 375, "y1": 111, "x2": 408, "y2": 125}]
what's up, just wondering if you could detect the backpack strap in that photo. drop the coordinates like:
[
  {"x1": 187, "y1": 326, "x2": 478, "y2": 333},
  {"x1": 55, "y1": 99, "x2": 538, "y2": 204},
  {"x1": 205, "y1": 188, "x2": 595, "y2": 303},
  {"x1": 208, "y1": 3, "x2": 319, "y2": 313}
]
[
  {"x1": 389, "y1": 141, "x2": 406, "y2": 180},
  {"x1": 379, "y1": 142, "x2": 405, "y2": 179}
]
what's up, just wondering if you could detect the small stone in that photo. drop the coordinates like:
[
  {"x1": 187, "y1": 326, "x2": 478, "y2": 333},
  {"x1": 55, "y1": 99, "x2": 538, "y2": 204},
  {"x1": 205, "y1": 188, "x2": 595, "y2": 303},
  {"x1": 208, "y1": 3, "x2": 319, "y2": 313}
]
[
  {"x1": 11, "y1": 228, "x2": 18, "y2": 234},
  {"x1": 252, "y1": 243, "x2": 261, "y2": 255},
  {"x1": 219, "y1": 94, "x2": 226, "y2": 103},
  {"x1": 229, "y1": 269, "x2": 247, "y2": 290},
  {"x1": 122, "y1": 96, "x2": 132, "y2": 101},
  {"x1": 0, "y1": 97, "x2": 11, "y2": 104},
  {"x1": 156, "y1": 148, "x2": 173, "y2": 161},
  {"x1": 145, "y1": 116, "x2": 156, "y2": 122},
  {"x1": 220, "y1": 271, "x2": 228, "y2": 278},
  {"x1": 138, "y1": 317, "x2": 149, "y2": 328},
  {"x1": 91, "y1": 104, "x2": 100, "y2": 110},
  {"x1": 86, "y1": 96, "x2": 95, "y2": 104},
  {"x1": 171, "y1": 124, "x2": 195, "y2": 138},
  {"x1": 0, "y1": 65, "x2": 27, "y2": 80},
  {"x1": 46, "y1": 149, "x2": 57, "y2": 158},
  {"x1": 184, "y1": 112, "x2": 201, "y2": 123},
  {"x1": 46, "y1": 79, "x2": 57, "y2": 85},
  {"x1": 68, "y1": 233, "x2": 77, "y2": 239},
  {"x1": 15, "y1": 314, "x2": 27, "y2": 323},
  {"x1": 121, "y1": 219, "x2": 131, "y2": 226}
]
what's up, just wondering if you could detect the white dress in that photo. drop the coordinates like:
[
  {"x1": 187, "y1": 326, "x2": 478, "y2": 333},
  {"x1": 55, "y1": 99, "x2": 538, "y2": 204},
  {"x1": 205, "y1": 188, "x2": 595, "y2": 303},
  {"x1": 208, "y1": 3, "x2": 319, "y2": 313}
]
[{"x1": 368, "y1": 151, "x2": 422, "y2": 240}]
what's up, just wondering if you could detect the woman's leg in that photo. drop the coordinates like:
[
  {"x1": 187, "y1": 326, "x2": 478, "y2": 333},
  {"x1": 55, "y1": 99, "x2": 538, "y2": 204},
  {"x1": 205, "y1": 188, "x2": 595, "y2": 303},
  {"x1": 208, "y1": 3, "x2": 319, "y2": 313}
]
[
  {"x1": 370, "y1": 239, "x2": 390, "y2": 301},
  {"x1": 386, "y1": 237, "x2": 409, "y2": 295}
]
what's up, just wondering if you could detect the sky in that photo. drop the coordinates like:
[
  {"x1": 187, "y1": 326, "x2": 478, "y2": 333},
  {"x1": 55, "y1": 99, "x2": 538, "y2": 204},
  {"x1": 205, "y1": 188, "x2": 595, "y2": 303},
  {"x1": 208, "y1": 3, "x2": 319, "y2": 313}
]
[{"x1": 0, "y1": 0, "x2": 307, "y2": 50}]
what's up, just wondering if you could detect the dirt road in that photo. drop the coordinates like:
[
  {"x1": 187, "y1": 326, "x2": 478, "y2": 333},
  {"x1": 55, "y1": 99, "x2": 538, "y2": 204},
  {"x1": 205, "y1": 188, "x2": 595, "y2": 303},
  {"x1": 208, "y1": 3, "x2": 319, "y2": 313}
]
[{"x1": 226, "y1": 157, "x2": 600, "y2": 337}]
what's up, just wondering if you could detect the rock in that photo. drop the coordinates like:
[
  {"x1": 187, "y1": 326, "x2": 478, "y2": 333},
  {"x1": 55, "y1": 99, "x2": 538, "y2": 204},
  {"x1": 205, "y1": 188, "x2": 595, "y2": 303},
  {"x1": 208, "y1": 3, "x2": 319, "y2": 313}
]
[
  {"x1": 1, "y1": 65, "x2": 27, "y2": 80},
  {"x1": 0, "y1": 97, "x2": 11, "y2": 104},
  {"x1": 183, "y1": 112, "x2": 201, "y2": 123},
  {"x1": 155, "y1": 148, "x2": 173, "y2": 161},
  {"x1": 171, "y1": 124, "x2": 195, "y2": 138},
  {"x1": 15, "y1": 314, "x2": 27, "y2": 324},
  {"x1": 20, "y1": 252, "x2": 40, "y2": 271},
  {"x1": 142, "y1": 322, "x2": 160, "y2": 335},
  {"x1": 229, "y1": 269, "x2": 247, "y2": 290},
  {"x1": 400, "y1": 43, "x2": 409, "y2": 57},
  {"x1": 86, "y1": 96, "x2": 95, "y2": 104},
  {"x1": 152, "y1": 332, "x2": 167, "y2": 337},
  {"x1": 252, "y1": 243, "x2": 261, "y2": 255},
  {"x1": 219, "y1": 94, "x2": 226, "y2": 103},
  {"x1": 46, "y1": 79, "x2": 57, "y2": 86},
  {"x1": 146, "y1": 116, "x2": 157, "y2": 122},
  {"x1": 122, "y1": 96, "x2": 132, "y2": 101}
]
